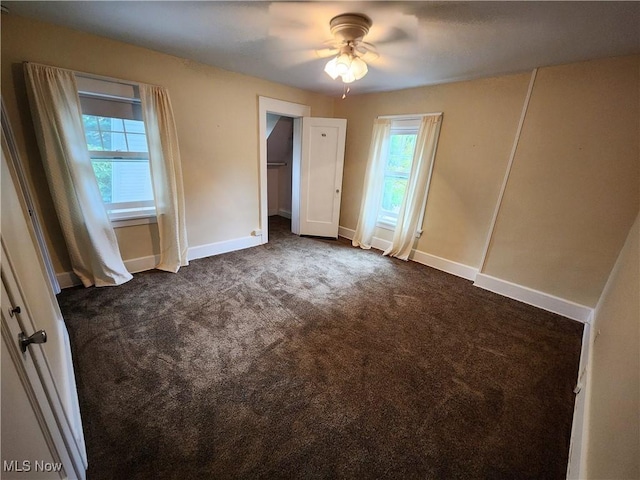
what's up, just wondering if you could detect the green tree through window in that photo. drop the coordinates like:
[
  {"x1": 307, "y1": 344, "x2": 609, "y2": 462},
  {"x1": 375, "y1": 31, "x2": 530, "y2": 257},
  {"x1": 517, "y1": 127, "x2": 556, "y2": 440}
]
[
  {"x1": 379, "y1": 132, "x2": 417, "y2": 223},
  {"x1": 81, "y1": 114, "x2": 153, "y2": 213}
]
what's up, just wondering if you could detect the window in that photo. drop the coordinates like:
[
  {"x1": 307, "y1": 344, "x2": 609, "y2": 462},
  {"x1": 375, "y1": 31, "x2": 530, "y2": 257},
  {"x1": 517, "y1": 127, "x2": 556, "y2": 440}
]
[
  {"x1": 377, "y1": 118, "x2": 420, "y2": 227},
  {"x1": 77, "y1": 77, "x2": 155, "y2": 224}
]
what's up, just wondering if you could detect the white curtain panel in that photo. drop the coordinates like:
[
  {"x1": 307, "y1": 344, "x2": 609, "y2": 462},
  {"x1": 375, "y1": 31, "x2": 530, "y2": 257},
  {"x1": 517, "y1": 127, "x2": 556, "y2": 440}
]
[
  {"x1": 139, "y1": 84, "x2": 189, "y2": 273},
  {"x1": 352, "y1": 118, "x2": 392, "y2": 249},
  {"x1": 24, "y1": 63, "x2": 132, "y2": 287},
  {"x1": 384, "y1": 114, "x2": 442, "y2": 260}
]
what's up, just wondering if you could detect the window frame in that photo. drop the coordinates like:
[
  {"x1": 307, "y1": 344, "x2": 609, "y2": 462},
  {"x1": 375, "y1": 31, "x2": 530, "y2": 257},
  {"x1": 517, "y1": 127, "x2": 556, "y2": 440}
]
[
  {"x1": 87, "y1": 149, "x2": 155, "y2": 214},
  {"x1": 376, "y1": 118, "x2": 421, "y2": 230},
  {"x1": 77, "y1": 80, "x2": 157, "y2": 227}
]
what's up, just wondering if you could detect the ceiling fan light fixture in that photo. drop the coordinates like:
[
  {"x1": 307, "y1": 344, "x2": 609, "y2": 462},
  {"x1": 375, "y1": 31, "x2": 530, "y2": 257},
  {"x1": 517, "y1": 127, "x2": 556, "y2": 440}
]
[
  {"x1": 329, "y1": 13, "x2": 372, "y2": 43},
  {"x1": 324, "y1": 53, "x2": 368, "y2": 84},
  {"x1": 350, "y1": 56, "x2": 368, "y2": 80},
  {"x1": 322, "y1": 13, "x2": 374, "y2": 87},
  {"x1": 324, "y1": 57, "x2": 340, "y2": 79},
  {"x1": 341, "y1": 70, "x2": 356, "y2": 84},
  {"x1": 335, "y1": 52, "x2": 352, "y2": 75}
]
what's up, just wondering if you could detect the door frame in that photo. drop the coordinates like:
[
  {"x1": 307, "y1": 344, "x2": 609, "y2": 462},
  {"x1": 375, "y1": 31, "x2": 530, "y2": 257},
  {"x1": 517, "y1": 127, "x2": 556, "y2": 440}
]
[
  {"x1": 1, "y1": 97, "x2": 60, "y2": 294},
  {"x1": 258, "y1": 97, "x2": 310, "y2": 243}
]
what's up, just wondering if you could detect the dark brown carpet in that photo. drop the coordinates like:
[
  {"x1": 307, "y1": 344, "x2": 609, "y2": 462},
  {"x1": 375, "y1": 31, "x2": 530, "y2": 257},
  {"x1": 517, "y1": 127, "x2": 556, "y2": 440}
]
[{"x1": 57, "y1": 216, "x2": 583, "y2": 480}]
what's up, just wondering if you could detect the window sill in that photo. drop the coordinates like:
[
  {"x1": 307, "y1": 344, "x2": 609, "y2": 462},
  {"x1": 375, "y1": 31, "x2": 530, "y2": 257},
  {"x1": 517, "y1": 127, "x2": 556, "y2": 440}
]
[
  {"x1": 111, "y1": 215, "x2": 157, "y2": 228},
  {"x1": 376, "y1": 220, "x2": 396, "y2": 231}
]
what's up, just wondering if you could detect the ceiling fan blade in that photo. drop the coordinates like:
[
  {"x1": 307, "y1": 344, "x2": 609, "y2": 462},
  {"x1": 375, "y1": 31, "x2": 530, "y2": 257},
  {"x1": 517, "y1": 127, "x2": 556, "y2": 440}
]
[
  {"x1": 372, "y1": 26, "x2": 416, "y2": 46},
  {"x1": 359, "y1": 41, "x2": 377, "y2": 51},
  {"x1": 315, "y1": 47, "x2": 340, "y2": 59},
  {"x1": 355, "y1": 43, "x2": 379, "y2": 62},
  {"x1": 359, "y1": 50, "x2": 380, "y2": 63}
]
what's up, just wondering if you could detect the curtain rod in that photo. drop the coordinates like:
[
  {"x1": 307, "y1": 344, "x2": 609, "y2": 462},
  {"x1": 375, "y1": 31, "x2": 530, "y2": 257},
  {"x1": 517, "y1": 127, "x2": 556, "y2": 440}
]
[
  {"x1": 23, "y1": 61, "x2": 161, "y2": 89},
  {"x1": 377, "y1": 112, "x2": 443, "y2": 120}
]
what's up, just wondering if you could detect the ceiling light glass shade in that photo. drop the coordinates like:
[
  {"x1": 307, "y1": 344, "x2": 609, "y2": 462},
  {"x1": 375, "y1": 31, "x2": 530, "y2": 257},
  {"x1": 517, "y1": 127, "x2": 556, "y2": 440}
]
[
  {"x1": 324, "y1": 52, "x2": 369, "y2": 84},
  {"x1": 350, "y1": 57, "x2": 368, "y2": 80},
  {"x1": 335, "y1": 53, "x2": 352, "y2": 75},
  {"x1": 341, "y1": 70, "x2": 356, "y2": 84},
  {"x1": 324, "y1": 57, "x2": 340, "y2": 80}
]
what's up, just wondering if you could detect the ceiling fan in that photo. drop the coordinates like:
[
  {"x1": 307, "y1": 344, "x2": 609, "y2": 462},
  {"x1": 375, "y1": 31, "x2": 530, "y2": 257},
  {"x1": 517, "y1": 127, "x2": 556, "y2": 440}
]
[
  {"x1": 267, "y1": 5, "x2": 417, "y2": 95},
  {"x1": 317, "y1": 13, "x2": 380, "y2": 85}
]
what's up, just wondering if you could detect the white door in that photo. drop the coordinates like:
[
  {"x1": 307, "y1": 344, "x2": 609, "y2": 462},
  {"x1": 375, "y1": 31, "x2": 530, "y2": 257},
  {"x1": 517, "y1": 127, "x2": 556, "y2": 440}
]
[
  {"x1": 2, "y1": 266, "x2": 73, "y2": 479},
  {"x1": 1, "y1": 149, "x2": 87, "y2": 479},
  {"x1": 298, "y1": 117, "x2": 347, "y2": 238}
]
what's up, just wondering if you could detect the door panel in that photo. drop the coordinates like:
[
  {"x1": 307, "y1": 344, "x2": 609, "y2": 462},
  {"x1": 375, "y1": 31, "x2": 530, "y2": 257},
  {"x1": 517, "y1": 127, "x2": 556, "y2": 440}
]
[
  {"x1": 2, "y1": 282, "x2": 64, "y2": 479},
  {"x1": 299, "y1": 117, "x2": 347, "y2": 238},
  {"x1": 1, "y1": 149, "x2": 86, "y2": 478}
]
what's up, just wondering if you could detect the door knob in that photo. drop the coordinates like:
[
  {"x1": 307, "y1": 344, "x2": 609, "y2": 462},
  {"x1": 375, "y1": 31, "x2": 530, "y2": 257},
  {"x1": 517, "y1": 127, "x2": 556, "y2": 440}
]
[{"x1": 18, "y1": 330, "x2": 47, "y2": 353}]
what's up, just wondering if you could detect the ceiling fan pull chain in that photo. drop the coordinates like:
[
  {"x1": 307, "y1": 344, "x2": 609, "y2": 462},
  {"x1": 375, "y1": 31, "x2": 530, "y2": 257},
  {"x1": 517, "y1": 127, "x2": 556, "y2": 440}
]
[{"x1": 342, "y1": 85, "x2": 350, "y2": 99}]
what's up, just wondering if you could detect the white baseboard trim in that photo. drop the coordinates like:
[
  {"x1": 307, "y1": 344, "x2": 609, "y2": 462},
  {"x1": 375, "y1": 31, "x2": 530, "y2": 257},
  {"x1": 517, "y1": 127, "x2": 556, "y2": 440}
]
[
  {"x1": 56, "y1": 271, "x2": 82, "y2": 289},
  {"x1": 57, "y1": 236, "x2": 263, "y2": 289},
  {"x1": 411, "y1": 249, "x2": 478, "y2": 282},
  {"x1": 473, "y1": 273, "x2": 593, "y2": 323},
  {"x1": 338, "y1": 226, "x2": 478, "y2": 282},
  {"x1": 339, "y1": 225, "x2": 386, "y2": 249},
  {"x1": 187, "y1": 235, "x2": 262, "y2": 262},
  {"x1": 278, "y1": 209, "x2": 292, "y2": 219},
  {"x1": 337, "y1": 226, "x2": 355, "y2": 240},
  {"x1": 126, "y1": 254, "x2": 160, "y2": 274},
  {"x1": 56, "y1": 253, "x2": 160, "y2": 289},
  {"x1": 339, "y1": 225, "x2": 593, "y2": 321},
  {"x1": 566, "y1": 323, "x2": 592, "y2": 479}
]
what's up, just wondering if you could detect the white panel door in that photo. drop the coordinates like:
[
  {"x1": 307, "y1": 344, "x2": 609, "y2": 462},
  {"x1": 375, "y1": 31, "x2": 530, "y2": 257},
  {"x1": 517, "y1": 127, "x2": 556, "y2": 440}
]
[
  {"x1": 299, "y1": 117, "x2": 347, "y2": 238},
  {"x1": 1, "y1": 149, "x2": 87, "y2": 479},
  {"x1": 2, "y1": 276, "x2": 66, "y2": 479}
]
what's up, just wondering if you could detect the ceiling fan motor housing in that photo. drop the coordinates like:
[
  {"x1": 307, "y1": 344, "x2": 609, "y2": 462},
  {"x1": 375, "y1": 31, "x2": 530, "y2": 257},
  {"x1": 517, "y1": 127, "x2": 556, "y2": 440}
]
[{"x1": 329, "y1": 13, "x2": 372, "y2": 43}]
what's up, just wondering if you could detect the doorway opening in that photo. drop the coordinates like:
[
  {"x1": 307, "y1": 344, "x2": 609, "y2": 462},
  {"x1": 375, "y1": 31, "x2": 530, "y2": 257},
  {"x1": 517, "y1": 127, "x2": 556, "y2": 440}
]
[
  {"x1": 266, "y1": 113, "x2": 293, "y2": 237},
  {"x1": 258, "y1": 97, "x2": 310, "y2": 244}
]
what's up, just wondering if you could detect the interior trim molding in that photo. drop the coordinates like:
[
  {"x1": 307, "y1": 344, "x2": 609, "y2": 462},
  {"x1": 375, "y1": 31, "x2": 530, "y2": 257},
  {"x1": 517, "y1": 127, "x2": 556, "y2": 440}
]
[
  {"x1": 126, "y1": 254, "x2": 160, "y2": 274},
  {"x1": 277, "y1": 209, "x2": 292, "y2": 219},
  {"x1": 338, "y1": 226, "x2": 478, "y2": 282},
  {"x1": 187, "y1": 235, "x2": 262, "y2": 262},
  {"x1": 477, "y1": 68, "x2": 538, "y2": 271},
  {"x1": 56, "y1": 271, "x2": 81, "y2": 289},
  {"x1": 473, "y1": 273, "x2": 593, "y2": 323},
  {"x1": 57, "y1": 235, "x2": 263, "y2": 288},
  {"x1": 339, "y1": 225, "x2": 594, "y2": 322},
  {"x1": 258, "y1": 96, "x2": 310, "y2": 244},
  {"x1": 56, "y1": 253, "x2": 161, "y2": 289},
  {"x1": 566, "y1": 323, "x2": 592, "y2": 479},
  {"x1": 411, "y1": 249, "x2": 478, "y2": 282},
  {"x1": 568, "y1": 217, "x2": 638, "y2": 477},
  {"x1": 2, "y1": 98, "x2": 61, "y2": 294}
]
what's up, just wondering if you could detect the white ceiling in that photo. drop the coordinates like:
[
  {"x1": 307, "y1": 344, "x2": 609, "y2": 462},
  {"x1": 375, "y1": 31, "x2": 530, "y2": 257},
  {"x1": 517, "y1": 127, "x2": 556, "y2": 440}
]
[{"x1": 4, "y1": 1, "x2": 640, "y2": 96}]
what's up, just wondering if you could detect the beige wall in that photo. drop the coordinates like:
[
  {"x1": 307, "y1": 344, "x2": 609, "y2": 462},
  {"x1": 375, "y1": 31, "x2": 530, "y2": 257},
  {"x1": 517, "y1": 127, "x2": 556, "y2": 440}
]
[
  {"x1": 3, "y1": 15, "x2": 638, "y2": 312},
  {"x1": 1, "y1": 14, "x2": 333, "y2": 273},
  {"x1": 4, "y1": 13, "x2": 640, "y2": 474},
  {"x1": 586, "y1": 214, "x2": 639, "y2": 479},
  {"x1": 337, "y1": 55, "x2": 639, "y2": 307},
  {"x1": 483, "y1": 56, "x2": 639, "y2": 307},
  {"x1": 335, "y1": 73, "x2": 531, "y2": 267}
]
